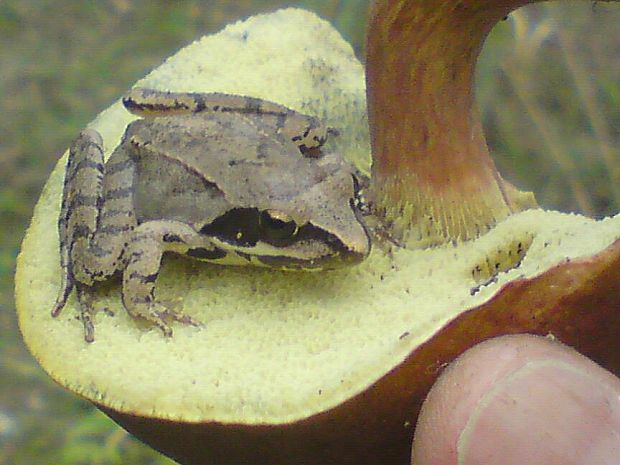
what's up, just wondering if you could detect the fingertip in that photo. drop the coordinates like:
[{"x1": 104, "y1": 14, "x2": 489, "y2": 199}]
[{"x1": 412, "y1": 334, "x2": 620, "y2": 465}]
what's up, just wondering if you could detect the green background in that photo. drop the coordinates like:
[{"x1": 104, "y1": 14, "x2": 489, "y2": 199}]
[{"x1": 1, "y1": 1, "x2": 618, "y2": 464}]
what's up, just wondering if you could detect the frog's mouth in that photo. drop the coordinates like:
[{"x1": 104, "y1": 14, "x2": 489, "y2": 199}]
[
  {"x1": 252, "y1": 250, "x2": 365, "y2": 271},
  {"x1": 199, "y1": 208, "x2": 369, "y2": 271}
]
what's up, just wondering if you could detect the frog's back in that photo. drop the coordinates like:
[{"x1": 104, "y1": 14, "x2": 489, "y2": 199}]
[{"x1": 126, "y1": 112, "x2": 351, "y2": 228}]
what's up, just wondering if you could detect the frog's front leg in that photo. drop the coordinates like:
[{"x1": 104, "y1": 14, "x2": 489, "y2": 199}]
[
  {"x1": 122, "y1": 220, "x2": 206, "y2": 336},
  {"x1": 122, "y1": 88, "x2": 333, "y2": 154}
]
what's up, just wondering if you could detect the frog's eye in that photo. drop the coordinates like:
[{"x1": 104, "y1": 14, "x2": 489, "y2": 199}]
[{"x1": 259, "y1": 210, "x2": 299, "y2": 244}]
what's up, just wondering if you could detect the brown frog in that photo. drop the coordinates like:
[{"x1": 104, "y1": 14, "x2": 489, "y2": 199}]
[{"x1": 52, "y1": 88, "x2": 371, "y2": 342}]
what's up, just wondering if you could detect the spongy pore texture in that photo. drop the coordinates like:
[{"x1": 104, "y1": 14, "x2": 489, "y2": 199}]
[{"x1": 16, "y1": 8, "x2": 620, "y2": 424}]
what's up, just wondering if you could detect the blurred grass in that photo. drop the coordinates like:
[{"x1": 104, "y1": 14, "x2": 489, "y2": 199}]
[
  {"x1": 0, "y1": 1, "x2": 618, "y2": 464},
  {"x1": 478, "y1": 2, "x2": 620, "y2": 216}
]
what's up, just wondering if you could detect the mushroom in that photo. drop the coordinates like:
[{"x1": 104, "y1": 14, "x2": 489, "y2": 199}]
[{"x1": 16, "y1": 4, "x2": 619, "y2": 465}]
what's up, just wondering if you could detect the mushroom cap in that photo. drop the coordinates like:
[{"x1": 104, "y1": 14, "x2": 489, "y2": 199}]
[{"x1": 16, "y1": 8, "x2": 620, "y2": 465}]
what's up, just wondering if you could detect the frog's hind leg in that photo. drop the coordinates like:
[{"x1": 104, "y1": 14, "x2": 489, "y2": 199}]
[
  {"x1": 52, "y1": 129, "x2": 106, "y2": 319},
  {"x1": 123, "y1": 88, "x2": 293, "y2": 118},
  {"x1": 122, "y1": 88, "x2": 331, "y2": 154},
  {"x1": 53, "y1": 130, "x2": 137, "y2": 342},
  {"x1": 75, "y1": 141, "x2": 138, "y2": 283},
  {"x1": 122, "y1": 220, "x2": 207, "y2": 336}
]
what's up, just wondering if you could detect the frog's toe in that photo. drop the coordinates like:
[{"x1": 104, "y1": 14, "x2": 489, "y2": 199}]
[
  {"x1": 127, "y1": 301, "x2": 169, "y2": 336},
  {"x1": 81, "y1": 313, "x2": 95, "y2": 343},
  {"x1": 74, "y1": 310, "x2": 95, "y2": 342},
  {"x1": 148, "y1": 308, "x2": 174, "y2": 337},
  {"x1": 148, "y1": 303, "x2": 202, "y2": 337},
  {"x1": 74, "y1": 284, "x2": 97, "y2": 342},
  {"x1": 157, "y1": 322, "x2": 173, "y2": 338},
  {"x1": 159, "y1": 307, "x2": 202, "y2": 328}
]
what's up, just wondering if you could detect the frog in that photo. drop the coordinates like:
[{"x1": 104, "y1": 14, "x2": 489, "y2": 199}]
[{"x1": 51, "y1": 88, "x2": 371, "y2": 342}]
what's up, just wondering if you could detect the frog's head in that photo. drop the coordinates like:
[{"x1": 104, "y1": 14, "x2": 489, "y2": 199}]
[{"x1": 199, "y1": 163, "x2": 371, "y2": 271}]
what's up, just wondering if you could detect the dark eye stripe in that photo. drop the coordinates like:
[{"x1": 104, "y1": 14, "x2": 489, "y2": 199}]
[{"x1": 199, "y1": 208, "x2": 260, "y2": 247}]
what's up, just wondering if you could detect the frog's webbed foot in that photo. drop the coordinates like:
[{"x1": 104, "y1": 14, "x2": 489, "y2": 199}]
[{"x1": 122, "y1": 220, "x2": 206, "y2": 337}]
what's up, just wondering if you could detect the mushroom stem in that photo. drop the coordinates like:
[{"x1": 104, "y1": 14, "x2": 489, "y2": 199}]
[{"x1": 367, "y1": 0, "x2": 536, "y2": 247}]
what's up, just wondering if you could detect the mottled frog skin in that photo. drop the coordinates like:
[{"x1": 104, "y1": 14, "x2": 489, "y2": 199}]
[{"x1": 52, "y1": 88, "x2": 370, "y2": 342}]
